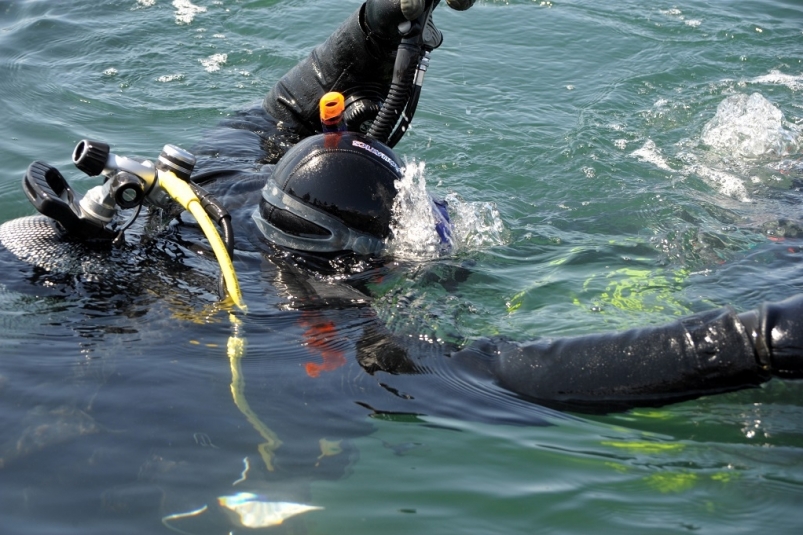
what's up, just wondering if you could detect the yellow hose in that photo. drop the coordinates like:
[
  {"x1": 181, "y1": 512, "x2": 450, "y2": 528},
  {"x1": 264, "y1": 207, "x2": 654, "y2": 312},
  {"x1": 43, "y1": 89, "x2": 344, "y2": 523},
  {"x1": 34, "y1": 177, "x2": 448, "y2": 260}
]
[
  {"x1": 158, "y1": 172, "x2": 282, "y2": 469},
  {"x1": 159, "y1": 172, "x2": 281, "y2": 467},
  {"x1": 157, "y1": 170, "x2": 245, "y2": 310},
  {"x1": 227, "y1": 314, "x2": 283, "y2": 471}
]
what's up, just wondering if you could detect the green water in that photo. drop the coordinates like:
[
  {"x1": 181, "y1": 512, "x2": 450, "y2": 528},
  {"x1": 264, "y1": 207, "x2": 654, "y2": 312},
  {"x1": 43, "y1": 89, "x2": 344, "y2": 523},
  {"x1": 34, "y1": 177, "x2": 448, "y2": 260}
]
[{"x1": 1, "y1": 0, "x2": 803, "y2": 533}]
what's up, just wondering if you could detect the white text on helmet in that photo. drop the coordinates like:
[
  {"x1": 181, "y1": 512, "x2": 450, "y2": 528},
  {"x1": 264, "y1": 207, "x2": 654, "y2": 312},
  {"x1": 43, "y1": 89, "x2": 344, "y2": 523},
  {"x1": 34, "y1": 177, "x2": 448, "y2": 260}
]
[{"x1": 351, "y1": 140, "x2": 401, "y2": 175}]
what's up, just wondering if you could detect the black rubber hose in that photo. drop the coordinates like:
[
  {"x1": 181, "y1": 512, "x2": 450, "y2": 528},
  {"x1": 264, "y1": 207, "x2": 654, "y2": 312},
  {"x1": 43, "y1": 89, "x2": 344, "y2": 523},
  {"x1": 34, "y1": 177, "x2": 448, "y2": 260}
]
[
  {"x1": 367, "y1": 40, "x2": 419, "y2": 144},
  {"x1": 387, "y1": 80, "x2": 422, "y2": 147}
]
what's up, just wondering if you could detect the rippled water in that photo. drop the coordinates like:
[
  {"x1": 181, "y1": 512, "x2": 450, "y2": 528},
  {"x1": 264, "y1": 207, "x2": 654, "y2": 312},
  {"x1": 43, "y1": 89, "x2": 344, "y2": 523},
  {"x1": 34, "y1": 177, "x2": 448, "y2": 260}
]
[{"x1": 1, "y1": 1, "x2": 803, "y2": 534}]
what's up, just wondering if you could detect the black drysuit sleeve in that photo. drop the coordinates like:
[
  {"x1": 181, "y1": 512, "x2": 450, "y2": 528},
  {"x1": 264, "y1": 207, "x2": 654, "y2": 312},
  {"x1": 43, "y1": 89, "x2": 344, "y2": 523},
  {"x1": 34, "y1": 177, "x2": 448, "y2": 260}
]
[
  {"x1": 263, "y1": 3, "x2": 401, "y2": 137},
  {"x1": 452, "y1": 294, "x2": 803, "y2": 412}
]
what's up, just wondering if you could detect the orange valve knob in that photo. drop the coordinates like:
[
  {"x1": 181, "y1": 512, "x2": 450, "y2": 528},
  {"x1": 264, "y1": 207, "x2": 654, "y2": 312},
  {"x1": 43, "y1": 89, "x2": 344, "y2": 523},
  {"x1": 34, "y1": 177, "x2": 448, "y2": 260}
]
[{"x1": 319, "y1": 92, "x2": 346, "y2": 132}]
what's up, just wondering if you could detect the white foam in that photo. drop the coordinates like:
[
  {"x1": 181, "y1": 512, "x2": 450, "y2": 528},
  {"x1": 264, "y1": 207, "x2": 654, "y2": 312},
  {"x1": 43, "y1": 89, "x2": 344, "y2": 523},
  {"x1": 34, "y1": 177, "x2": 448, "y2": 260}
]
[
  {"x1": 690, "y1": 164, "x2": 751, "y2": 202},
  {"x1": 156, "y1": 73, "x2": 185, "y2": 83},
  {"x1": 631, "y1": 139, "x2": 673, "y2": 171},
  {"x1": 174, "y1": 0, "x2": 206, "y2": 25},
  {"x1": 200, "y1": 53, "x2": 227, "y2": 73},
  {"x1": 751, "y1": 70, "x2": 803, "y2": 92}
]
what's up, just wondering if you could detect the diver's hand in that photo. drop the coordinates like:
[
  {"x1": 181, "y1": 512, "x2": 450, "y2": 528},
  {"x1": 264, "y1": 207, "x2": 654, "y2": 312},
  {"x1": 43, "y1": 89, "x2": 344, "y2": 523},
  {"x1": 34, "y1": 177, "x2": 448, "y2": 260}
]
[
  {"x1": 446, "y1": 0, "x2": 475, "y2": 10},
  {"x1": 740, "y1": 294, "x2": 803, "y2": 379},
  {"x1": 365, "y1": 0, "x2": 426, "y2": 39},
  {"x1": 401, "y1": 0, "x2": 426, "y2": 20}
]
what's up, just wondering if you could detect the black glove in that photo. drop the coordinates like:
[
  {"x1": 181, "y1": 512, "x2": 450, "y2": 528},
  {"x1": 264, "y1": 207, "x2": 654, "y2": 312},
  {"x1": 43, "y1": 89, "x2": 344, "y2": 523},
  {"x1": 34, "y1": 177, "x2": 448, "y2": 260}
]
[
  {"x1": 740, "y1": 294, "x2": 803, "y2": 379},
  {"x1": 365, "y1": 0, "x2": 426, "y2": 40},
  {"x1": 446, "y1": 0, "x2": 475, "y2": 10},
  {"x1": 401, "y1": 0, "x2": 427, "y2": 19}
]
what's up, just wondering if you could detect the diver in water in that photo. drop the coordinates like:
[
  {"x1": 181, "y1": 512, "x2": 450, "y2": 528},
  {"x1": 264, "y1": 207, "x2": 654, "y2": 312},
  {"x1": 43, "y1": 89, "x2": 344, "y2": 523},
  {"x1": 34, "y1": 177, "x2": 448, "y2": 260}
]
[
  {"x1": 2, "y1": 0, "x2": 803, "y2": 416},
  {"x1": 244, "y1": 0, "x2": 803, "y2": 411},
  {"x1": 1, "y1": 1, "x2": 802, "y2": 528}
]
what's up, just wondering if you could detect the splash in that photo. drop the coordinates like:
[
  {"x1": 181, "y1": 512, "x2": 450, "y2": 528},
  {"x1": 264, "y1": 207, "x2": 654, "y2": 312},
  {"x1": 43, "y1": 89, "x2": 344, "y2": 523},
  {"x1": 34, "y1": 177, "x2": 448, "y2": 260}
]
[
  {"x1": 632, "y1": 93, "x2": 800, "y2": 201},
  {"x1": 387, "y1": 161, "x2": 506, "y2": 260},
  {"x1": 443, "y1": 191, "x2": 507, "y2": 251},
  {"x1": 701, "y1": 92, "x2": 800, "y2": 159}
]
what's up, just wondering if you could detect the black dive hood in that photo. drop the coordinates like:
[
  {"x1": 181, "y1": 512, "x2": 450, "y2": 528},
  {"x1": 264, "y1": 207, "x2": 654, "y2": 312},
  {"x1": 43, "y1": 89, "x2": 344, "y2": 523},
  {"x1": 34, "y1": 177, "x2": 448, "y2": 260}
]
[{"x1": 253, "y1": 132, "x2": 403, "y2": 256}]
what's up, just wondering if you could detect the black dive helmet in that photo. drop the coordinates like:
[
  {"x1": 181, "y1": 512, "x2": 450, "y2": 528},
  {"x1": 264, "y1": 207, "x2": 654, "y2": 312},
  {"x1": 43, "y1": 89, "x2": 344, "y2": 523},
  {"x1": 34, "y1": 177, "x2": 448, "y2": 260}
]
[{"x1": 253, "y1": 132, "x2": 403, "y2": 255}]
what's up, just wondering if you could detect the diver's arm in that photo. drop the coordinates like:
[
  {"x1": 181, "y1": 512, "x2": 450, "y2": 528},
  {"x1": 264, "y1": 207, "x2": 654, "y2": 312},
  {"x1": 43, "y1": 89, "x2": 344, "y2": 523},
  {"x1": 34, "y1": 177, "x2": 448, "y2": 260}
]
[
  {"x1": 264, "y1": 0, "x2": 420, "y2": 137},
  {"x1": 452, "y1": 295, "x2": 803, "y2": 412}
]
